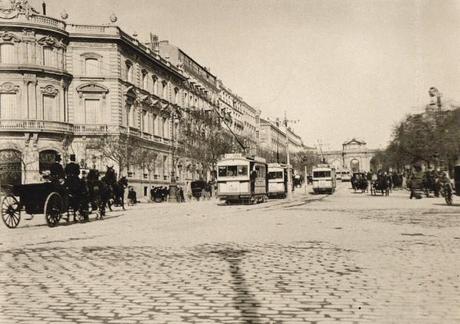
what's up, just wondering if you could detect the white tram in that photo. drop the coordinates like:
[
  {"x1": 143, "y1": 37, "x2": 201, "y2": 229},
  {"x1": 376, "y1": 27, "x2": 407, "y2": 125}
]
[
  {"x1": 217, "y1": 154, "x2": 268, "y2": 204},
  {"x1": 312, "y1": 164, "x2": 336, "y2": 194},
  {"x1": 267, "y1": 163, "x2": 292, "y2": 199}
]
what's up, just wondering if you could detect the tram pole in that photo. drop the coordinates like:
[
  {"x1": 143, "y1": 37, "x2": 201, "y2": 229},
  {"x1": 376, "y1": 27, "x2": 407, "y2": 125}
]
[{"x1": 284, "y1": 112, "x2": 292, "y2": 200}]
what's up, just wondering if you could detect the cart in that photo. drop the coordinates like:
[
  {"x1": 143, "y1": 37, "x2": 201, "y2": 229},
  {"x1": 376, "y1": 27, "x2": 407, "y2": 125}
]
[{"x1": 1, "y1": 182, "x2": 67, "y2": 228}]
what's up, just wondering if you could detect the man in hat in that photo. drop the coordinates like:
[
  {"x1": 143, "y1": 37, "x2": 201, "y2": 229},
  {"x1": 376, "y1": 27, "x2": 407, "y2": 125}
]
[
  {"x1": 49, "y1": 154, "x2": 65, "y2": 183},
  {"x1": 65, "y1": 154, "x2": 80, "y2": 179}
]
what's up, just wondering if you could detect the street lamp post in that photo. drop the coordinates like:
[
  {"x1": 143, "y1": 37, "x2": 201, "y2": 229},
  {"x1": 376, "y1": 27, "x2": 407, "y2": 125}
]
[{"x1": 169, "y1": 112, "x2": 179, "y2": 202}]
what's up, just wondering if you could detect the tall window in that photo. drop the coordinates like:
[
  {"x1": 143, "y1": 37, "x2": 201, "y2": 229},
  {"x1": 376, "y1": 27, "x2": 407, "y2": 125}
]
[
  {"x1": 142, "y1": 70, "x2": 148, "y2": 90},
  {"x1": 141, "y1": 110, "x2": 148, "y2": 132},
  {"x1": 162, "y1": 81, "x2": 168, "y2": 100},
  {"x1": 174, "y1": 88, "x2": 180, "y2": 105},
  {"x1": 0, "y1": 93, "x2": 16, "y2": 119},
  {"x1": 128, "y1": 105, "x2": 136, "y2": 127},
  {"x1": 152, "y1": 76, "x2": 158, "y2": 95},
  {"x1": 43, "y1": 47, "x2": 54, "y2": 67},
  {"x1": 163, "y1": 156, "x2": 168, "y2": 179},
  {"x1": 43, "y1": 95, "x2": 58, "y2": 121},
  {"x1": 0, "y1": 44, "x2": 15, "y2": 64},
  {"x1": 85, "y1": 58, "x2": 99, "y2": 76},
  {"x1": 126, "y1": 61, "x2": 133, "y2": 83},
  {"x1": 152, "y1": 113, "x2": 157, "y2": 135},
  {"x1": 84, "y1": 99, "x2": 101, "y2": 123}
]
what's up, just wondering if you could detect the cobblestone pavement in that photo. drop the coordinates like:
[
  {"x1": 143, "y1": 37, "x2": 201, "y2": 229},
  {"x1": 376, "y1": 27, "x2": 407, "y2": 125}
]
[{"x1": 0, "y1": 184, "x2": 459, "y2": 323}]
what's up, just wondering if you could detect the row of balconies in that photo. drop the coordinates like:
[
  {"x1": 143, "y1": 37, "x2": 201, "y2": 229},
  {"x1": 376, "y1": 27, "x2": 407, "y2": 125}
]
[{"x1": 0, "y1": 119, "x2": 172, "y2": 145}]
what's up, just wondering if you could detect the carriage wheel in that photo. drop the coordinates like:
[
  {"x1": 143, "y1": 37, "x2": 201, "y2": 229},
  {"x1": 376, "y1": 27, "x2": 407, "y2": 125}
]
[
  {"x1": 1, "y1": 195, "x2": 21, "y2": 229},
  {"x1": 44, "y1": 192, "x2": 63, "y2": 227}
]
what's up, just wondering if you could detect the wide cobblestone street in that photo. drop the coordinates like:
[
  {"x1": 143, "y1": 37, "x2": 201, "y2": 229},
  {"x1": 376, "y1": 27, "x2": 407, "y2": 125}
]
[{"x1": 1, "y1": 183, "x2": 459, "y2": 323}]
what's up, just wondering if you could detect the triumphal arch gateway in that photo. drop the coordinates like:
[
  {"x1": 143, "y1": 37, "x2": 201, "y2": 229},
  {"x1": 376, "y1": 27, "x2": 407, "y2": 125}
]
[{"x1": 322, "y1": 139, "x2": 376, "y2": 173}]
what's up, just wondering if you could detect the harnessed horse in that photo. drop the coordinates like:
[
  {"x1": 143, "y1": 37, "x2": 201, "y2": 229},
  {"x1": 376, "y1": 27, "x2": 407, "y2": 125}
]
[{"x1": 101, "y1": 166, "x2": 128, "y2": 211}]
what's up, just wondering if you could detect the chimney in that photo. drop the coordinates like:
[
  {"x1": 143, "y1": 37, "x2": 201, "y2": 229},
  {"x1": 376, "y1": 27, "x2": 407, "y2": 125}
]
[
  {"x1": 149, "y1": 33, "x2": 160, "y2": 54},
  {"x1": 42, "y1": 1, "x2": 47, "y2": 15}
]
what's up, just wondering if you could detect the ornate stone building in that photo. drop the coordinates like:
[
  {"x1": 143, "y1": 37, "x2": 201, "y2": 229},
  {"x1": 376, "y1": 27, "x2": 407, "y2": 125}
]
[
  {"x1": 0, "y1": 1, "x2": 190, "y2": 197},
  {"x1": 322, "y1": 138, "x2": 376, "y2": 172}
]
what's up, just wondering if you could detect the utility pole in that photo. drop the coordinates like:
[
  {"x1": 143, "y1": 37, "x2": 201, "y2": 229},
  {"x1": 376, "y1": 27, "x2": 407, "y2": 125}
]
[{"x1": 283, "y1": 111, "x2": 299, "y2": 200}]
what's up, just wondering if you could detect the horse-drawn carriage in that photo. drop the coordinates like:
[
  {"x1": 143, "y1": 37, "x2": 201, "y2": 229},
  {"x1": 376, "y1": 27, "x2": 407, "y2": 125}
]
[
  {"x1": 351, "y1": 172, "x2": 368, "y2": 193},
  {"x1": 370, "y1": 175, "x2": 390, "y2": 196},
  {"x1": 1, "y1": 166, "x2": 128, "y2": 229},
  {"x1": 1, "y1": 182, "x2": 70, "y2": 228}
]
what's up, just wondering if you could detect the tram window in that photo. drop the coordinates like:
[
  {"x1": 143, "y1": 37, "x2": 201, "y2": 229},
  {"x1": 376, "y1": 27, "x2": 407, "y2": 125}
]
[
  {"x1": 218, "y1": 165, "x2": 248, "y2": 177},
  {"x1": 237, "y1": 165, "x2": 248, "y2": 176},
  {"x1": 268, "y1": 171, "x2": 283, "y2": 179},
  {"x1": 313, "y1": 171, "x2": 331, "y2": 178}
]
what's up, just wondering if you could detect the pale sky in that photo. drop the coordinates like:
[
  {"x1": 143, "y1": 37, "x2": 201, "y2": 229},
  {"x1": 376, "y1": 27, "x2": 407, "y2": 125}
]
[{"x1": 33, "y1": 0, "x2": 460, "y2": 150}]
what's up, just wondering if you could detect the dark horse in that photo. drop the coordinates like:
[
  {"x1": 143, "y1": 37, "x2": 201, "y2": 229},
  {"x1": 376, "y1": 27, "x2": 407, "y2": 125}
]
[
  {"x1": 101, "y1": 166, "x2": 128, "y2": 211},
  {"x1": 86, "y1": 168, "x2": 110, "y2": 219}
]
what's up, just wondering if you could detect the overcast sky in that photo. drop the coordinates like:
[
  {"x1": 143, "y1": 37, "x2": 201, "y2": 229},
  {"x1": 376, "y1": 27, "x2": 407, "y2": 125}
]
[{"x1": 33, "y1": 0, "x2": 460, "y2": 150}]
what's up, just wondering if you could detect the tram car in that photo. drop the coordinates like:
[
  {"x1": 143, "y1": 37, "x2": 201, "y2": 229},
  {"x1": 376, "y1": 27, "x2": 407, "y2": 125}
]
[
  {"x1": 217, "y1": 154, "x2": 268, "y2": 204},
  {"x1": 267, "y1": 163, "x2": 292, "y2": 199},
  {"x1": 312, "y1": 164, "x2": 336, "y2": 194}
]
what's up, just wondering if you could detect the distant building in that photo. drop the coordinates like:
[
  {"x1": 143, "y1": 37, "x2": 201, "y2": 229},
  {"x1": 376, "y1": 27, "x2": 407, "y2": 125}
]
[
  {"x1": 216, "y1": 81, "x2": 260, "y2": 154},
  {"x1": 322, "y1": 138, "x2": 376, "y2": 172},
  {"x1": 258, "y1": 118, "x2": 305, "y2": 162}
]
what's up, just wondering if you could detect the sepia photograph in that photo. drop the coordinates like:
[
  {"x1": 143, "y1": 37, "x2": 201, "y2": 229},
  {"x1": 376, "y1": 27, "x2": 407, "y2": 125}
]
[{"x1": 0, "y1": 0, "x2": 459, "y2": 323}]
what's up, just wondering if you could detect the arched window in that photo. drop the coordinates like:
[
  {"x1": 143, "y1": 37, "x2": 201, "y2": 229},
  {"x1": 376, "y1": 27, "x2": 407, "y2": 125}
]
[
  {"x1": 126, "y1": 60, "x2": 133, "y2": 83},
  {"x1": 0, "y1": 149, "x2": 22, "y2": 185},
  {"x1": 85, "y1": 57, "x2": 99, "y2": 76},
  {"x1": 0, "y1": 43, "x2": 15, "y2": 64}
]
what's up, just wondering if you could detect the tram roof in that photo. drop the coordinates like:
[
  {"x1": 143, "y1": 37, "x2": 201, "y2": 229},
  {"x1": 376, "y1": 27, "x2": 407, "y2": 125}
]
[{"x1": 219, "y1": 154, "x2": 266, "y2": 164}]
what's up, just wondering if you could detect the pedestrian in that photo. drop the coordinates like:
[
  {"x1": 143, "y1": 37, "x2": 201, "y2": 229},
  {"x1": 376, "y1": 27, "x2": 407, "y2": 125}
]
[
  {"x1": 179, "y1": 186, "x2": 185, "y2": 202},
  {"x1": 49, "y1": 154, "x2": 65, "y2": 183},
  {"x1": 65, "y1": 154, "x2": 80, "y2": 179}
]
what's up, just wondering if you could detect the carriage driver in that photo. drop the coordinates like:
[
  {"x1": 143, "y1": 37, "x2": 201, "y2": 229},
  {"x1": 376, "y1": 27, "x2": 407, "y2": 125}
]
[
  {"x1": 49, "y1": 154, "x2": 65, "y2": 183},
  {"x1": 65, "y1": 154, "x2": 81, "y2": 179}
]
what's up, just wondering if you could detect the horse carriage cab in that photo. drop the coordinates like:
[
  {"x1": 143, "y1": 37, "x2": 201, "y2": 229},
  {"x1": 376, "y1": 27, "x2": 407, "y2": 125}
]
[
  {"x1": 217, "y1": 154, "x2": 268, "y2": 204},
  {"x1": 351, "y1": 172, "x2": 368, "y2": 193},
  {"x1": 191, "y1": 180, "x2": 207, "y2": 200},
  {"x1": 1, "y1": 178, "x2": 70, "y2": 228}
]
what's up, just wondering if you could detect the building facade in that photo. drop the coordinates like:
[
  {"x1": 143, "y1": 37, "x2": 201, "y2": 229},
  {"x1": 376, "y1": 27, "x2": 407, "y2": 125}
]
[
  {"x1": 0, "y1": 1, "x2": 310, "y2": 196},
  {"x1": 322, "y1": 138, "x2": 376, "y2": 172},
  {"x1": 216, "y1": 81, "x2": 260, "y2": 154},
  {"x1": 0, "y1": 1, "x2": 191, "y2": 197}
]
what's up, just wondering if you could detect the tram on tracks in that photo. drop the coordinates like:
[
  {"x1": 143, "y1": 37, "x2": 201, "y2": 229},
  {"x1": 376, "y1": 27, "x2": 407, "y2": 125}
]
[
  {"x1": 267, "y1": 163, "x2": 292, "y2": 199},
  {"x1": 312, "y1": 164, "x2": 336, "y2": 194},
  {"x1": 217, "y1": 154, "x2": 268, "y2": 204}
]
